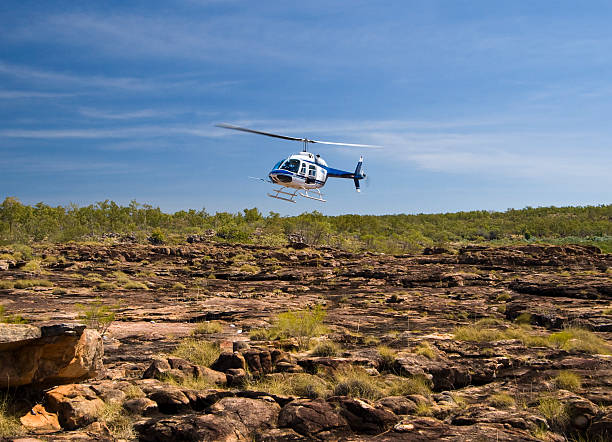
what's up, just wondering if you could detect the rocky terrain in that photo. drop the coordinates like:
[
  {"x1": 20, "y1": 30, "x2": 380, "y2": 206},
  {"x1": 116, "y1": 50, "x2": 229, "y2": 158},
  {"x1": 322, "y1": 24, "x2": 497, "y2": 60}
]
[{"x1": 0, "y1": 241, "x2": 611, "y2": 441}]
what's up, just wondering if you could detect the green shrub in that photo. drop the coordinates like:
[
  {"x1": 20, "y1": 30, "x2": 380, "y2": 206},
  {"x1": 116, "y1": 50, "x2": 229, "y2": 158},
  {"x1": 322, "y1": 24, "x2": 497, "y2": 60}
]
[
  {"x1": 0, "y1": 281, "x2": 13, "y2": 290},
  {"x1": 553, "y1": 371, "x2": 582, "y2": 391},
  {"x1": 311, "y1": 340, "x2": 341, "y2": 357},
  {"x1": 172, "y1": 339, "x2": 220, "y2": 367},
  {"x1": 238, "y1": 263, "x2": 260, "y2": 274},
  {"x1": 192, "y1": 321, "x2": 223, "y2": 335},
  {"x1": 75, "y1": 298, "x2": 118, "y2": 336},
  {"x1": 271, "y1": 305, "x2": 328, "y2": 348},
  {"x1": 96, "y1": 282, "x2": 118, "y2": 291},
  {"x1": 149, "y1": 228, "x2": 166, "y2": 244},
  {"x1": 22, "y1": 259, "x2": 41, "y2": 272},
  {"x1": 110, "y1": 271, "x2": 130, "y2": 284},
  {"x1": 453, "y1": 326, "x2": 504, "y2": 342},
  {"x1": 249, "y1": 328, "x2": 273, "y2": 341}
]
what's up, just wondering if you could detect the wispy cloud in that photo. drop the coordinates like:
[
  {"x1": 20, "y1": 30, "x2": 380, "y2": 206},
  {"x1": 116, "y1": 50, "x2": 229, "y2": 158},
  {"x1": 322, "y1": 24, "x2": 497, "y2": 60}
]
[
  {"x1": 0, "y1": 90, "x2": 76, "y2": 99},
  {"x1": 78, "y1": 107, "x2": 175, "y2": 120}
]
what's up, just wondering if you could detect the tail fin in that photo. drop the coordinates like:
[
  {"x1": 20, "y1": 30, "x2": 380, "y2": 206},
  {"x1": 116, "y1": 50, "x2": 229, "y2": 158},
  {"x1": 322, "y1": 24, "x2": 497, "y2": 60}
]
[{"x1": 353, "y1": 156, "x2": 364, "y2": 192}]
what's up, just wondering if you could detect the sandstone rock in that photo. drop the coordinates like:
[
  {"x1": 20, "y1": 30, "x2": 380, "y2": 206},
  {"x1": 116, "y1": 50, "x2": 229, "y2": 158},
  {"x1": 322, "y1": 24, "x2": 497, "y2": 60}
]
[
  {"x1": 137, "y1": 414, "x2": 240, "y2": 442},
  {"x1": 329, "y1": 396, "x2": 399, "y2": 434},
  {"x1": 254, "y1": 428, "x2": 308, "y2": 441},
  {"x1": 147, "y1": 386, "x2": 191, "y2": 414},
  {"x1": 377, "y1": 396, "x2": 418, "y2": 415},
  {"x1": 211, "y1": 351, "x2": 246, "y2": 372},
  {"x1": 0, "y1": 324, "x2": 102, "y2": 388},
  {"x1": 123, "y1": 397, "x2": 158, "y2": 416},
  {"x1": 143, "y1": 357, "x2": 227, "y2": 385},
  {"x1": 226, "y1": 368, "x2": 247, "y2": 386},
  {"x1": 588, "y1": 411, "x2": 612, "y2": 439},
  {"x1": 181, "y1": 388, "x2": 235, "y2": 410},
  {"x1": 209, "y1": 396, "x2": 281, "y2": 433},
  {"x1": 44, "y1": 384, "x2": 105, "y2": 430},
  {"x1": 278, "y1": 399, "x2": 350, "y2": 437},
  {"x1": 20, "y1": 404, "x2": 61, "y2": 431},
  {"x1": 244, "y1": 349, "x2": 273, "y2": 376}
]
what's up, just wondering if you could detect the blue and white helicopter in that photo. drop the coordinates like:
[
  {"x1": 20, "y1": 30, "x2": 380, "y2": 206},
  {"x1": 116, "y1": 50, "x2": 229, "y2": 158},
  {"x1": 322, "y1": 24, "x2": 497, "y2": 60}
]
[{"x1": 216, "y1": 123, "x2": 380, "y2": 203}]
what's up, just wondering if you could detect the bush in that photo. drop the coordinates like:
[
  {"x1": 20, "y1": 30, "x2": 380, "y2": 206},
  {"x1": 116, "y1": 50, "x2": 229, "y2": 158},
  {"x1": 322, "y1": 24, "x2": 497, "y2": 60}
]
[
  {"x1": 96, "y1": 282, "x2": 118, "y2": 291},
  {"x1": 172, "y1": 339, "x2": 220, "y2": 367},
  {"x1": 148, "y1": 228, "x2": 166, "y2": 245},
  {"x1": 238, "y1": 263, "x2": 260, "y2": 274},
  {"x1": 249, "y1": 328, "x2": 273, "y2": 341},
  {"x1": 0, "y1": 281, "x2": 13, "y2": 290},
  {"x1": 75, "y1": 298, "x2": 118, "y2": 336},
  {"x1": 386, "y1": 376, "x2": 432, "y2": 397},
  {"x1": 496, "y1": 293, "x2": 511, "y2": 302},
  {"x1": 514, "y1": 312, "x2": 532, "y2": 325},
  {"x1": 97, "y1": 401, "x2": 134, "y2": 440},
  {"x1": 538, "y1": 396, "x2": 569, "y2": 430},
  {"x1": 553, "y1": 371, "x2": 582, "y2": 391},
  {"x1": 172, "y1": 282, "x2": 187, "y2": 290},
  {"x1": 271, "y1": 305, "x2": 328, "y2": 348}
]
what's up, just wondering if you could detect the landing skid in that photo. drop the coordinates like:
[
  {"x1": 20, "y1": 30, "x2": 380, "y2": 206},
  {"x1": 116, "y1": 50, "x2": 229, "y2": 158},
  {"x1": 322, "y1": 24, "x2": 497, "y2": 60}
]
[{"x1": 267, "y1": 187, "x2": 326, "y2": 203}]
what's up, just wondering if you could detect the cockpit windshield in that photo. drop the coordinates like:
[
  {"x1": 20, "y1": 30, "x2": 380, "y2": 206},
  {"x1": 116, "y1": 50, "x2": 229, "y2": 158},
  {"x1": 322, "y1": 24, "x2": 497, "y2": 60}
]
[
  {"x1": 272, "y1": 160, "x2": 283, "y2": 170},
  {"x1": 280, "y1": 159, "x2": 300, "y2": 173}
]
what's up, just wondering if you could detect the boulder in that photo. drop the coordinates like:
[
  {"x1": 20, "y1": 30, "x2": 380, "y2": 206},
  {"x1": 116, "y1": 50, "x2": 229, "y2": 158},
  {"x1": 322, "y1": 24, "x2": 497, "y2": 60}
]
[
  {"x1": 278, "y1": 399, "x2": 350, "y2": 438},
  {"x1": 44, "y1": 384, "x2": 105, "y2": 430},
  {"x1": 211, "y1": 351, "x2": 246, "y2": 372},
  {"x1": 0, "y1": 324, "x2": 102, "y2": 388},
  {"x1": 20, "y1": 404, "x2": 61, "y2": 431},
  {"x1": 329, "y1": 396, "x2": 399, "y2": 434},
  {"x1": 147, "y1": 386, "x2": 191, "y2": 414},
  {"x1": 377, "y1": 396, "x2": 418, "y2": 415},
  {"x1": 244, "y1": 349, "x2": 273, "y2": 376},
  {"x1": 123, "y1": 397, "x2": 158, "y2": 416}
]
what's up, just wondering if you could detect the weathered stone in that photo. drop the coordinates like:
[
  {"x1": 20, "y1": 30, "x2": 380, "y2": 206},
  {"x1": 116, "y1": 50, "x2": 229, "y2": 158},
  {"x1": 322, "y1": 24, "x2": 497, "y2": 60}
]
[
  {"x1": 0, "y1": 324, "x2": 102, "y2": 388},
  {"x1": 278, "y1": 399, "x2": 350, "y2": 437},
  {"x1": 330, "y1": 396, "x2": 399, "y2": 434},
  {"x1": 123, "y1": 397, "x2": 158, "y2": 416},
  {"x1": 254, "y1": 428, "x2": 308, "y2": 441},
  {"x1": 211, "y1": 351, "x2": 247, "y2": 372},
  {"x1": 44, "y1": 384, "x2": 105, "y2": 430},
  {"x1": 20, "y1": 404, "x2": 61, "y2": 431},
  {"x1": 377, "y1": 396, "x2": 418, "y2": 415},
  {"x1": 147, "y1": 386, "x2": 191, "y2": 414},
  {"x1": 142, "y1": 358, "x2": 172, "y2": 380}
]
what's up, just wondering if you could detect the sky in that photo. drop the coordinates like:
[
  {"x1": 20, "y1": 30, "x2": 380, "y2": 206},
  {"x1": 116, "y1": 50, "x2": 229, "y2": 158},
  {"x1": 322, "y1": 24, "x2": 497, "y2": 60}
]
[{"x1": 1, "y1": 0, "x2": 611, "y2": 216}]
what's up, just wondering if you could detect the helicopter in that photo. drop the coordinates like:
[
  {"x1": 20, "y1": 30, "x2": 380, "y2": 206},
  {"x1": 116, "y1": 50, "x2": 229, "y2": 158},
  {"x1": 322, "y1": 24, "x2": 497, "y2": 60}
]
[{"x1": 216, "y1": 123, "x2": 380, "y2": 203}]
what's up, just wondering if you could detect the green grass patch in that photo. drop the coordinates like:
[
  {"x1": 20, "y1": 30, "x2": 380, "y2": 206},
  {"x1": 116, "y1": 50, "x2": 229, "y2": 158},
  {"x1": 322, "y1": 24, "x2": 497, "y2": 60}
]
[
  {"x1": 537, "y1": 396, "x2": 569, "y2": 429},
  {"x1": 13, "y1": 279, "x2": 53, "y2": 289},
  {"x1": 414, "y1": 342, "x2": 436, "y2": 360},
  {"x1": 332, "y1": 365, "x2": 384, "y2": 400},
  {"x1": 548, "y1": 327, "x2": 612, "y2": 354},
  {"x1": 496, "y1": 293, "x2": 511, "y2": 302},
  {"x1": 172, "y1": 282, "x2": 187, "y2": 290},
  {"x1": 553, "y1": 370, "x2": 582, "y2": 391},
  {"x1": 0, "y1": 393, "x2": 23, "y2": 439},
  {"x1": 377, "y1": 346, "x2": 398, "y2": 372},
  {"x1": 247, "y1": 373, "x2": 329, "y2": 399},
  {"x1": 123, "y1": 281, "x2": 148, "y2": 290},
  {"x1": 172, "y1": 339, "x2": 221, "y2": 367},
  {"x1": 96, "y1": 282, "x2": 118, "y2": 291},
  {"x1": 0, "y1": 281, "x2": 13, "y2": 290},
  {"x1": 0, "y1": 305, "x2": 27, "y2": 324},
  {"x1": 98, "y1": 401, "x2": 134, "y2": 440},
  {"x1": 514, "y1": 312, "x2": 532, "y2": 325},
  {"x1": 192, "y1": 321, "x2": 223, "y2": 335},
  {"x1": 238, "y1": 263, "x2": 260, "y2": 274},
  {"x1": 489, "y1": 392, "x2": 515, "y2": 409}
]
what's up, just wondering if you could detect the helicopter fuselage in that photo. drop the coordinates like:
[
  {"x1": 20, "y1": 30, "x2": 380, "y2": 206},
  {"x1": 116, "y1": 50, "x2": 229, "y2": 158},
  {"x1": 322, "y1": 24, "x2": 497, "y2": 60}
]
[{"x1": 269, "y1": 152, "x2": 329, "y2": 190}]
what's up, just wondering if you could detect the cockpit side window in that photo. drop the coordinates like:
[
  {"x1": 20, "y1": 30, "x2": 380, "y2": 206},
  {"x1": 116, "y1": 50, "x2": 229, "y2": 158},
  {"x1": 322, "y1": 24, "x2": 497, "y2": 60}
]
[
  {"x1": 280, "y1": 159, "x2": 300, "y2": 173},
  {"x1": 308, "y1": 164, "x2": 316, "y2": 177}
]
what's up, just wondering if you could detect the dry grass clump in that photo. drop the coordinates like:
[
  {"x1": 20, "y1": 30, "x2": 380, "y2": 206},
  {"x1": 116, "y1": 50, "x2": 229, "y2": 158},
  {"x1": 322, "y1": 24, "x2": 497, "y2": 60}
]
[
  {"x1": 537, "y1": 396, "x2": 569, "y2": 429},
  {"x1": 192, "y1": 321, "x2": 223, "y2": 335},
  {"x1": 249, "y1": 328, "x2": 273, "y2": 341},
  {"x1": 172, "y1": 282, "x2": 187, "y2": 290},
  {"x1": 385, "y1": 375, "x2": 432, "y2": 397},
  {"x1": 238, "y1": 263, "x2": 260, "y2": 274},
  {"x1": 111, "y1": 271, "x2": 131, "y2": 284},
  {"x1": 98, "y1": 401, "x2": 134, "y2": 440},
  {"x1": 496, "y1": 293, "x2": 511, "y2": 302},
  {"x1": 310, "y1": 340, "x2": 341, "y2": 357},
  {"x1": 96, "y1": 282, "x2": 118, "y2": 291},
  {"x1": 248, "y1": 373, "x2": 329, "y2": 399},
  {"x1": 414, "y1": 342, "x2": 436, "y2": 360},
  {"x1": 377, "y1": 346, "x2": 398, "y2": 372},
  {"x1": 489, "y1": 392, "x2": 516, "y2": 409},
  {"x1": 602, "y1": 307, "x2": 612, "y2": 315},
  {"x1": 13, "y1": 279, "x2": 53, "y2": 289},
  {"x1": 553, "y1": 370, "x2": 582, "y2": 392},
  {"x1": 548, "y1": 327, "x2": 611, "y2": 354},
  {"x1": 0, "y1": 281, "x2": 14, "y2": 290},
  {"x1": 332, "y1": 365, "x2": 384, "y2": 400},
  {"x1": 123, "y1": 281, "x2": 148, "y2": 290},
  {"x1": 0, "y1": 305, "x2": 27, "y2": 324},
  {"x1": 163, "y1": 374, "x2": 215, "y2": 390},
  {"x1": 514, "y1": 312, "x2": 532, "y2": 325},
  {"x1": 22, "y1": 259, "x2": 41, "y2": 272},
  {"x1": 172, "y1": 339, "x2": 221, "y2": 367},
  {"x1": 453, "y1": 326, "x2": 505, "y2": 342},
  {"x1": 0, "y1": 393, "x2": 23, "y2": 438}
]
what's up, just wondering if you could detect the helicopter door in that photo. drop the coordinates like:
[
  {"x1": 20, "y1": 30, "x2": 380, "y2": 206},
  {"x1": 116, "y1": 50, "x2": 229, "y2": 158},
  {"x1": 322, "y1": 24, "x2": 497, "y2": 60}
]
[
  {"x1": 306, "y1": 164, "x2": 317, "y2": 184},
  {"x1": 299, "y1": 162, "x2": 307, "y2": 177}
]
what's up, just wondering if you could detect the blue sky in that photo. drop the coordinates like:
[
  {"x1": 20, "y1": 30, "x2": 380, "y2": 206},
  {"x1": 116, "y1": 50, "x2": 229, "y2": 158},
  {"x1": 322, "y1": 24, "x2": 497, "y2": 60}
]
[{"x1": 1, "y1": 0, "x2": 611, "y2": 215}]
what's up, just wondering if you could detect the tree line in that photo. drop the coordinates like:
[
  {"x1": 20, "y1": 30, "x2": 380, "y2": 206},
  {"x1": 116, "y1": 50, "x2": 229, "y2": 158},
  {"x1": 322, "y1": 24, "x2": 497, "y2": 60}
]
[{"x1": 1, "y1": 197, "x2": 611, "y2": 253}]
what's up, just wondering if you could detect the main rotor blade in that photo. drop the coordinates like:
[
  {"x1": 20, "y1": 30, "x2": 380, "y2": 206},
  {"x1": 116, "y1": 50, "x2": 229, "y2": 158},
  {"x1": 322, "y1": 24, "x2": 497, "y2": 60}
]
[
  {"x1": 216, "y1": 123, "x2": 382, "y2": 148},
  {"x1": 216, "y1": 123, "x2": 305, "y2": 142},
  {"x1": 310, "y1": 140, "x2": 382, "y2": 148}
]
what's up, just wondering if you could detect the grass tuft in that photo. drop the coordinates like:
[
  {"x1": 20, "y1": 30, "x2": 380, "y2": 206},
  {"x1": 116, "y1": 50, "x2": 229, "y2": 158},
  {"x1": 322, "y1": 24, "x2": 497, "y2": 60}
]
[
  {"x1": 0, "y1": 393, "x2": 23, "y2": 438},
  {"x1": 548, "y1": 327, "x2": 611, "y2": 354},
  {"x1": 172, "y1": 339, "x2": 221, "y2": 367},
  {"x1": 192, "y1": 321, "x2": 223, "y2": 335},
  {"x1": 247, "y1": 373, "x2": 329, "y2": 399},
  {"x1": 377, "y1": 346, "x2": 397, "y2": 372},
  {"x1": 13, "y1": 279, "x2": 53, "y2": 289},
  {"x1": 123, "y1": 281, "x2": 148, "y2": 290},
  {"x1": 98, "y1": 401, "x2": 134, "y2": 439},
  {"x1": 553, "y1": 370, "x2": 582, "y2": 392},
  {"x1": 538, "y1": 396, "x2": 569, "y2": 429},
  {"x1": 414, "y1": 342, "x2": 436, "y2": 360},
  {"x1": 310, "y1": 340, "x2": 341, "y2": 357},
  {"x1": 489, "y1": 392, "x2": 515, "y2": 409}
]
